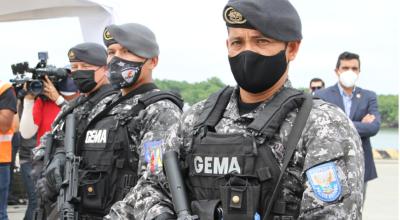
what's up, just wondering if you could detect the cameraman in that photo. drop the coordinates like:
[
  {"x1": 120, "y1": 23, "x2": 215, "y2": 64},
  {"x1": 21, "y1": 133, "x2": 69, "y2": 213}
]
[{"x1": 20, "y1": 75, "x2": 78, "y2": 146}]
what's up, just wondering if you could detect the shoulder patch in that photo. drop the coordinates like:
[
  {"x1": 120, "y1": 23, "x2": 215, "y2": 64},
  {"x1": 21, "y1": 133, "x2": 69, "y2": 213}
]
[
  {"x1": 144, "y1": 140, "x2": 163, "y2": 174},
  {"x1": 306, "y1": 162, "x2": 342, "y2": 202}
]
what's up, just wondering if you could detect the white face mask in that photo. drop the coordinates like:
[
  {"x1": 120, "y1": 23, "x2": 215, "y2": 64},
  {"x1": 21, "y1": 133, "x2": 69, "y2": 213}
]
[
  {"x1": 60, "y1": 91, "x2": 77, "y2": 96},
  {"x1": 339, "y1": 70, "x2": 358, "y2": 88}
]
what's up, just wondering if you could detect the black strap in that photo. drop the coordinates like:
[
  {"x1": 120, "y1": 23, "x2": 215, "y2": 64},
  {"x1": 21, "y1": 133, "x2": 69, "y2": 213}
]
[
  {"x1": 52, "y1": 95, "x2": 89, "y2": 126},
  {"x1": 86, "y1": 83, "x2": 158, "y2": 127},
  {"x1": 140, "y1": 90, "x2": 184, "y2": 110},
  {"x1": 52, "y1": 84, "x2": 117, "y2": 127},
  {"x1": 263, "y1": 95, "x2": 313, "y2": 220},
  {"x1": 248, "y1": 88, "x2": 303, "y2": 137},
  {"x1": 194, "y1": 86, "x2": 234, "y2": 130},
  {"x1": 78, "y1": 83, "x2": 183, "y2": 146},
  {"x1": 77, "y1": 83, "x2": 157, "y2": 145}
]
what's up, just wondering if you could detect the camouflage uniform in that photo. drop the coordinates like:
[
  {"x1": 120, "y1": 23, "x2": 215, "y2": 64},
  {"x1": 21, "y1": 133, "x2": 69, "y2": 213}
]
[
  {"x1": 101, "y1": 86, "x2": 182, "y2": 220},
  {"x1": 116, "y1": 81, "x2": 364, "y2": 220},
  {"x1": 33, "y1": 84, "x2": 116, "y2": 219}
]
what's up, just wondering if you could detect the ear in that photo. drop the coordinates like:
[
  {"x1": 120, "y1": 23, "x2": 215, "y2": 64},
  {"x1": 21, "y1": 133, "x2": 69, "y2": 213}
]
[
  {"x1": 334, "y1": 68, "x2": 340, "y2": 77},
  {"x1": 148, "y1": 56, "x2": 159, "y2": 70},
  {"x1": 226, "y1": 39, "x2": 229, "y2": 50},
  {"x1": 286, "y1": 41, "x2": 301, "y2": 61}
]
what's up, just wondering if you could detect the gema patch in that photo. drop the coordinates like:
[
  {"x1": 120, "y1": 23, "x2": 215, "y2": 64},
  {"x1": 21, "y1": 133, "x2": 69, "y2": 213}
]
[{"x1": 306, "y1": 162, "x2": 342, "y2": 202}]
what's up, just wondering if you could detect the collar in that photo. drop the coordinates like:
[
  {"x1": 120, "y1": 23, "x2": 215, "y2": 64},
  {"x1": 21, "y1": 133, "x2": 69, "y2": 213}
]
[
  {"x1": 337, "y1": 83, "x2": 355, "y2": 98},
  {"x1": 224, "y1": 79, "x2": 293, "y2": 121},
  {"x1": 113, "y1": 83, "x2": 158, "y2": 103}
]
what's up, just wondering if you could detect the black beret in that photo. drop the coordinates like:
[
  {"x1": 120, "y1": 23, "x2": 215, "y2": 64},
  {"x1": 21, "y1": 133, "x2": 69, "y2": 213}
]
[
  {"x1": 103, "y1": 23, "x2": 159, "y2": 59},
  {"x1": 68, "y1": 42, "x2": 107, "y2": 66},
  {"x1": 223, "y1": 0, "x2": 302, "y2": 42}
]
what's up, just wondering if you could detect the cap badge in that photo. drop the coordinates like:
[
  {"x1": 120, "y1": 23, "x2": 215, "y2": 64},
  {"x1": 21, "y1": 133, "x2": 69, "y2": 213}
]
[
  {"x1": 103, "y1": 29, "x2": 113, "y2": 41},
  {"x1": 224, "y1": 7, "x2": 247, "y2": 24},
  {"x1": 68, "y1": 50, "x2": 75, "y2": 60}
]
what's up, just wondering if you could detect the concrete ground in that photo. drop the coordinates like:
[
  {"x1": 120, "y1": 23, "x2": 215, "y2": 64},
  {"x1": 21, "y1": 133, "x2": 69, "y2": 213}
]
[
  {"x1": 363, "y1": 160, "x2": 398, "y2": 220},
  {"x1": 7, "y1": 160, "x2": 399, "y2": 220}
]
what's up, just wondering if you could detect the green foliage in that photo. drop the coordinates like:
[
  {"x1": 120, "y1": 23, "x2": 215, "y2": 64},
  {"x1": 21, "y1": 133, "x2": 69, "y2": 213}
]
[
  {"x1": 155, "y1": 77, "x2": 225, "y2": 105},
  {"x1": 155, "y1": 77, "x2": 398, "y2": 128},
  {"x1": 378, "y1": 95, "x2": 398, "y2": 128}
]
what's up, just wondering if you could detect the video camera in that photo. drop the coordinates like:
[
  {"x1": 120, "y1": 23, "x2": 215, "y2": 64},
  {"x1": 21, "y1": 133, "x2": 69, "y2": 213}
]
[{"x1": 10, "y1": 52, "x2": 70, "y2": 98}]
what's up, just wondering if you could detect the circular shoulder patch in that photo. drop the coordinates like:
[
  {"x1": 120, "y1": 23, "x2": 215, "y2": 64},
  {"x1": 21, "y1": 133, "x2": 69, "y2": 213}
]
[{"x1": 224, "y1": 7, "x2": 247, "y2": 24}]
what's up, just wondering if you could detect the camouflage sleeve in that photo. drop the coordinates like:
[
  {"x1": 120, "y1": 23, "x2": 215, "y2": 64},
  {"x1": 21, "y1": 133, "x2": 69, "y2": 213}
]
[
  {"x1": 107, "y1": 100, "x2": 182, "y2": 220},
  {"x1": 298, "y1": 101, "x2": 364, "y2": 219}
]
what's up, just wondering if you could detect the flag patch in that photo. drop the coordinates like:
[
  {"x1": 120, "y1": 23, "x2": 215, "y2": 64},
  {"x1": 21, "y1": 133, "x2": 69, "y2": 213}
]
[{"x1": 144, "y1": 140, "x2": 163, "y2": 174}]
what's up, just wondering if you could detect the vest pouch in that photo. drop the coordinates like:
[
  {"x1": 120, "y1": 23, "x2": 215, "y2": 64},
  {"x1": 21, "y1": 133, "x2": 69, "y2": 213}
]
[
  {"x1": 80, "y1": 170, "x2": 110, "y2": 214},
  {"x1": 219, "y1": 174, "x2": 260, "y2": 220}
]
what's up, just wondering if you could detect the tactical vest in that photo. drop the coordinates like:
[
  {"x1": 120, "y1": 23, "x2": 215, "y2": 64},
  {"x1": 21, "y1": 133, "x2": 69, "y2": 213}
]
[
  {"x1": 77, "y1": 87, "x2": 183, "y2": 217},
  {"x1": 52, "y1": 84, "x2": 117, "y2": 143},
  {"x1": 187, "y1": 86, "x2": 312, "y2": 220}
]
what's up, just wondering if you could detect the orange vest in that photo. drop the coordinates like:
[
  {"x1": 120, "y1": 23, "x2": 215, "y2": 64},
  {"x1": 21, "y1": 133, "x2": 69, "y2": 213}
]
[{"x1": 0, "y1": 81, "x2": 14, "y2": 163}]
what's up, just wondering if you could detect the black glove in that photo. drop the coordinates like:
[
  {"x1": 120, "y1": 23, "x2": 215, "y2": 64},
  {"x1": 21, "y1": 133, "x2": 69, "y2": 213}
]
[
  {"x1": 36, "y1": 177, "x2": 57, "y2": 201},
  {"x1": 44, "y1": 152, "x2": 66, "y2": 195},
  {"x1": 154, "y1": 212, "x2": 176, "y2": 220}
]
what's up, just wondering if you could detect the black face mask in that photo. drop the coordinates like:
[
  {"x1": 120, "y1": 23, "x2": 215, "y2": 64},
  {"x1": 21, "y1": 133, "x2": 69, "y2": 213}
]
[
  {"x1": 228, "y1": 49, "x2": 288, "y2": 93},
  {"x1": 71, "y1": 69, "x2": 97, "y2": 93},
  {"x1": 107, "y1": 56, "x2": 146, "y2": 89}
]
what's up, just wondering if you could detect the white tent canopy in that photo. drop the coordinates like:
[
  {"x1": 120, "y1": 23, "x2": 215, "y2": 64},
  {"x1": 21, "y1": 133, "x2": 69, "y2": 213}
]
[{"x1": 0, "y1": 0, "x2": 114, "y2": 44}]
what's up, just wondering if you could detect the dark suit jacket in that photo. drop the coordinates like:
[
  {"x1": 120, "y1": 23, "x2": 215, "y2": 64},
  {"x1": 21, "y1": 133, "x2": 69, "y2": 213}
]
[{"x1": 315, "y1": 84, "x2": 380, "y2": 182}]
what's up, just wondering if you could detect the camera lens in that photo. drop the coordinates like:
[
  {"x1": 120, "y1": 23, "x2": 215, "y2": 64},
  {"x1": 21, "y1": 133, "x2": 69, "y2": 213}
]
[{"x1": 29, "y1": 80, "x2": 43, "y2": 96}]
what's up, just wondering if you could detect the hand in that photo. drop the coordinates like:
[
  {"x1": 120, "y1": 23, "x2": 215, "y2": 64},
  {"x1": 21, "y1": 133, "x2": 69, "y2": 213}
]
[
  {"x1": 32, "y1": 147, "x2": 45, "y2": 161},
  {"x1": 36, "y1": 177, "x2": 58, "y2": 201},
  {"x1": 45, "y1": 152, "x2": 66, "y2": 194},
  {"x1": 43, "y1": 75, "x2": 60, "y2": 102},
  {"x1": 23, "y1": 83, "x2": 36, "y2": 100},
  {"x1": 361, "y1": 114, "x2": 375, "y2": 123}
]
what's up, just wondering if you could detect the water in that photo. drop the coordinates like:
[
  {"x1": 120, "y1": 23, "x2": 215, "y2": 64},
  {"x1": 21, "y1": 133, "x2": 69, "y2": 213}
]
[{"x1": 370, "y1": 128, "x2": 398, "y2": 149}]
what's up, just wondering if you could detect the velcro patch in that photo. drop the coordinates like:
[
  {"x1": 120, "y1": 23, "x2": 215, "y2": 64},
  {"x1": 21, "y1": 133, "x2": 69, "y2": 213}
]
[
  {"x1": 306, "y1": 162, "x2": 342, "y2": 202},
  {"x1": 144, "y1": 140, "x2": 163, "y2": 174}
]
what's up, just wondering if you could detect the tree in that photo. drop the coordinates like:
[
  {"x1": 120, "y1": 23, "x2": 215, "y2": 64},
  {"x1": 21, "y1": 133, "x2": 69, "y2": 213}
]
[
  {"x1": 155, "y1": 77, "x2": 225, "y2": 105},
  {"x1": 155, "y1": 77, "x2": 399, "y2": 128},
  {"x1": 378, "y1": 95, "x2": 398, "y2": 128}
]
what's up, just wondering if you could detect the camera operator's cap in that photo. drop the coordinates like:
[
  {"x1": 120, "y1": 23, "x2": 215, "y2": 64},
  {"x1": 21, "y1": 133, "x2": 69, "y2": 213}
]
[
  {"x1": 223, "y1": 0, "x2": 302, "y2": 42},
  {"x1": 68, "y1": 42, "x2": 107, "y2": 66},
  {"x1": 103, "y1": 23, "x2": 159, "y2": 59},
  {"x1": 58, "y1": 76, "x2": 78, "y2": 94}
]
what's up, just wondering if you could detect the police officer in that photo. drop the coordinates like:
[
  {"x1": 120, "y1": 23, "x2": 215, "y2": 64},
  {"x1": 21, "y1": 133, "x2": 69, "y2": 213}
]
[
  {"x1": 126, "y1": 0, "x2": 365, "y2": 219},
  {"x1": 77, "y1": 23, "x2": 183, "y2": 219},
  {"x1": 36, "y1": 42, "x2": 117, "y2": 218}
]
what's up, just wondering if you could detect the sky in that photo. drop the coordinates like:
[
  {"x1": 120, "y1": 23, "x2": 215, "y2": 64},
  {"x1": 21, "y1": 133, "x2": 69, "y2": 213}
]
[{"x1": 0, "y1": 0, "x2": 399, "y2": 95}]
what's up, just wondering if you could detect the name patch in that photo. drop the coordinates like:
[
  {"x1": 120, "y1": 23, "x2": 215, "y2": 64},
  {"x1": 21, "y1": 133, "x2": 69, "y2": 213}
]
[
  {"x1": 85, "y1": 129, "x2": 107, "y2": 144},
  {"x1": 193, "y1": 156, "x2": 241, "y2": 175},
  {"x1": 306, "y1": 162, "x2": 342, "y2": 202}
]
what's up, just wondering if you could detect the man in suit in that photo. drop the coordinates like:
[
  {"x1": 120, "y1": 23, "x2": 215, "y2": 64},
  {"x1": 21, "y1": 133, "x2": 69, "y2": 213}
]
[{"x1": 315, "y1": 51, "x2": 381, "y2": 203}]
